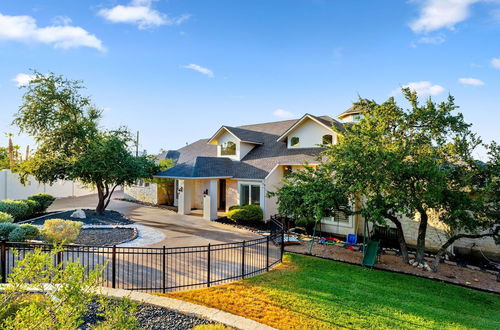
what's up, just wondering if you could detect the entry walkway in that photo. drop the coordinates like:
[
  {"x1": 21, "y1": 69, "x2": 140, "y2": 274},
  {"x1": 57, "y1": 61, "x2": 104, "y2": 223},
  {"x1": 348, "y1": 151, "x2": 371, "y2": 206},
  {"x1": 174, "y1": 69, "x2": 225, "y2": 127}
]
[{"x1": 49, "y1": 191, "x2": 261, "y2": 248}]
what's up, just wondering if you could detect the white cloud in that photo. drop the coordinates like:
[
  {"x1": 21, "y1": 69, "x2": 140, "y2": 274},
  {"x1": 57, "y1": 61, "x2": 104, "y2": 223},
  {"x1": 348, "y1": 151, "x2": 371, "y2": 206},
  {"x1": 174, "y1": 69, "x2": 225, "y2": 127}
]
[
  {"x1": 98, "y1": 0, "x2": 190, "y2": 30},
  {"x1": 0, "y1": 13, "x2": 104, "y2": 51},
  {"x1": 409, "y1": 0, "x2": 479, "y2": 33},
  {"x1": 182, "y1": 64, "x2": 214, "y2": 77},
  {"x1": 458, "y1": 77, "x2": 485, "y2": 85},
  {"x1": 273, "y1": 109, "x2": 295, "y2": 119},
  {"x1": 51, "y1": 15, "x2": 72, "y2": 26},
  {"x1": 491, "y1": 57, "x2": 500, "y2": 68},
  {"x1": 12, "y1": 73, "x2": 35, "y2": 87},
  {"x1": 394, "y1": 81, "x2": 445, "y2": 97},
  {"x1": 417, "y1": 34, "x2": 446, "y2": 45}
]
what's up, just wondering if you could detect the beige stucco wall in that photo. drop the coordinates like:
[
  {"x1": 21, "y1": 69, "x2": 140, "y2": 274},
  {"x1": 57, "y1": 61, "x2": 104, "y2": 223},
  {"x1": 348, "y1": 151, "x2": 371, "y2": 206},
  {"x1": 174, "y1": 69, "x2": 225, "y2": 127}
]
[
  {"x1": 0, "y1": 169, "x2": 96, "y2": 200},
  {"x1": 226, "y1": 179, "x2": 239, "y2": 212},
  {"x1": 286, "y1": 117, "x2": 337, "y2": 148},
  {"x1": 264, "y1": 166, "x2": 283, "y2": 220}
]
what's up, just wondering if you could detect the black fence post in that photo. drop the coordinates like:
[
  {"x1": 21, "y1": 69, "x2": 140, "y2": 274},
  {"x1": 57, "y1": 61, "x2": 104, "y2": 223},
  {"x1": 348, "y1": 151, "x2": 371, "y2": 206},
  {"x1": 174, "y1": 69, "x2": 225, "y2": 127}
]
[
  {"x1": 56, "y1": 250, "x2": 62, "y2": 267},
  {"x1": 280, "y1": 228, "x2": 285, "y2": 263},
  {"x1": 241, "y1": 241, "x2": 246, "y2": 279},
  {"x1": 162, "y1": 246, "x2": 166, "y2": 293},
  {"x1": 266, "y1": 236, "x2": 270, "y2": 272},
  {"x1": 207, "y1": 243, "x2": 211, "y2": 287},
  {"x1": 112, "y1": 245, "x2": 116, "y2": 289},
  {"x1": 1, "y1": 241, "x2": 6, "y2": 283}
]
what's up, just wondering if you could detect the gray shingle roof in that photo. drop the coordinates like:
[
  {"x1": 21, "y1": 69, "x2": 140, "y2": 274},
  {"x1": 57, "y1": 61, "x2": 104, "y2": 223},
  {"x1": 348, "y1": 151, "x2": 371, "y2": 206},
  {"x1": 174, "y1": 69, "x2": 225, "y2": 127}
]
[
  {"x1": 156, "y1": 116, "x2": 337, "y2": 180},
  {"x1": 337, "y1": 99, "x2": 370, "y2": 118}
]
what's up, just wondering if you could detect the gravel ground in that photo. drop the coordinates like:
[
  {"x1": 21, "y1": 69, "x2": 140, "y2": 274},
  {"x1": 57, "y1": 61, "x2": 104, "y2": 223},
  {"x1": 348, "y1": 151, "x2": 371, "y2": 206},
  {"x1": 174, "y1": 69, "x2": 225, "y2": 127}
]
[
  {"x1": 75, "y1": 228, "x2": 137, "y2": 246},
  {"x1": 26, "y1": 209, "x2": 134, "y2": 226},
  {"x1": 81, "y1": 301, "x2": 215, "y2": 329}
]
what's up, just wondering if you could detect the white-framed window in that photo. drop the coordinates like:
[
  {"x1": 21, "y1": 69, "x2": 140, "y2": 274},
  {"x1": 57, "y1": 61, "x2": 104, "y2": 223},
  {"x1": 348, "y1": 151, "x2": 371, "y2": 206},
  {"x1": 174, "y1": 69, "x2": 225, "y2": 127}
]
[
  {"x1": 221, "y1": 141, "x2": 236, "y2": 156},
  {"x1": 322, "y1": 134, "x2": 333, "y2": 145},
  {"x1": 322, "y1": 205, "x2": 353, "y2": 227},
  {"x1": 238, "y1": 182, "x2": 262, "y2": 206}
]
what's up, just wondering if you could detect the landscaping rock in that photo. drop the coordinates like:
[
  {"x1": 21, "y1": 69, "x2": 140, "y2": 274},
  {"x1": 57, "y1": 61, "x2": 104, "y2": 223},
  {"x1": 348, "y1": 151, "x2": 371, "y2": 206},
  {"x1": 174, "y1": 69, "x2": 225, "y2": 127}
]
[
  {"x1": 82, "y1": 301, "x2": 214, "y2": 330},
  {"x1": 71, "y1": 209, "x2": 86, "y2": 219}
]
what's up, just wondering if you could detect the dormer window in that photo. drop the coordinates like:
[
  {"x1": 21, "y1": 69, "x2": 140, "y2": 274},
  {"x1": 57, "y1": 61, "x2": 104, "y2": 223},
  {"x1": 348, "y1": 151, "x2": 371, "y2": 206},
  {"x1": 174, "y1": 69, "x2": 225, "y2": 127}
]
[
  {"x1": 353, "y1": 114, "x2": 363, "y2": 122},
  {"x1": 322, "y1": 135, "x2": 333, "y2": 145},
  {"x1": 221, "y1": 141, "x2": 236, "y2": 156},
  {"x1": 290, "y1": 137, "x2": 300, "y2": 146}
]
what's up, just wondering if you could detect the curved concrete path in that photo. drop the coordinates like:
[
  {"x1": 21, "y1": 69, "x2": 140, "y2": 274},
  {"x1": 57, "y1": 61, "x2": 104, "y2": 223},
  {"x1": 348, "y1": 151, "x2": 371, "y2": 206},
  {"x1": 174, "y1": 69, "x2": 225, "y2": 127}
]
[
  {"x1": 99, "y1": 287, "x2": 275, "y2": 330},
  {"x1": 48, "y1": 191, "x2": 261, "y2": 248}
]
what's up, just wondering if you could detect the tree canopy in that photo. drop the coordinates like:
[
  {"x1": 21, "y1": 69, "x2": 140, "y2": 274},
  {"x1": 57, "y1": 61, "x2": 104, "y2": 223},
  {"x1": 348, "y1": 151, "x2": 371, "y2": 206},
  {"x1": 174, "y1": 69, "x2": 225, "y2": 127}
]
[
  {"x1": 323, "y1": 88, "x2": 499, "y2": 267},
  {"x1": 13, "y1": 72, "x2": 160, "y2": 214}
]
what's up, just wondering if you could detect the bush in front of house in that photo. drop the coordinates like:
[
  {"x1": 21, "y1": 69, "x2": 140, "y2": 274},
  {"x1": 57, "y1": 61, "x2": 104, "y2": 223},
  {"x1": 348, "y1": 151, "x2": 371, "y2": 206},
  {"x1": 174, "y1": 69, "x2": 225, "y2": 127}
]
[
  {"x1": 42, "y1": 219, "x2": 83, "y2": 244},
  {"x1": 0, "y1": 223, "x2": 18, "y2": 240},
  {"x1": 28, "y1": 193, "x2": 56, "y2": 213},
  {"x1": 227, "y1": 205, "x2": 263, "y2": 223},
  {"x1": 0, "y1": 200, "x2": 31, "y2": 221},
  {"x1": 0, "y1": 211, "x2": 14, "y2": 223}
]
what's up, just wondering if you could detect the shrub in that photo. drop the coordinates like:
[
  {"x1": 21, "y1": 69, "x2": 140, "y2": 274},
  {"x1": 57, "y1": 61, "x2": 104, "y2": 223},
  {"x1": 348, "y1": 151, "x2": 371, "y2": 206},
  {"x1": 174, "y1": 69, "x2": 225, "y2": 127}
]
[
  {"x1": 0, "y1": 223, "x2": 18, "y2": 240},
  {"x1": 0, "y1": 246, "x2": 138, "y2": 329},
  {"x1": 20, "y1": 199, "x2": 39, "y2": 218},
  {"x1": 28, "y1": 193, "x2": 56, "y2": 213},
  {"x1": 0, "y1": 211, "x2": 13, "y2": 223},
  {"x1": 8, "y1": 227, "x2": 29, "y2": 242},
  {"x1": 41, "y1": 219, "x2": 83, "y2": 244},
  {"x1": 227, "y1": 204, "x2": 263, "y2": 222},
  {"x1": 20, "y1": 224, "x2": 39, "y2": 240},
  {"x1": 0, "y1": 200, "x2": 31, "y2": 221}
]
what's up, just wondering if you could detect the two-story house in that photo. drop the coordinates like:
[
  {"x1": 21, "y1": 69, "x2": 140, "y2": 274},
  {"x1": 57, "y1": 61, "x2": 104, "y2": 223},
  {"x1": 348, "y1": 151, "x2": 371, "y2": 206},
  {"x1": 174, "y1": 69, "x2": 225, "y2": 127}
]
[{"x1": 125, "y1": 107, "x2": 364, "y2": 236}]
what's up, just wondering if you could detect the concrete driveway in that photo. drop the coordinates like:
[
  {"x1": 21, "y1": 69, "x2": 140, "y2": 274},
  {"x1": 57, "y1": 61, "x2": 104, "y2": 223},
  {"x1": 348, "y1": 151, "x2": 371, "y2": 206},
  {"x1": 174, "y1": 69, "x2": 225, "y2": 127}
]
[{"x1": 49, "y1": 191, "x2": 261, "y2": 248}]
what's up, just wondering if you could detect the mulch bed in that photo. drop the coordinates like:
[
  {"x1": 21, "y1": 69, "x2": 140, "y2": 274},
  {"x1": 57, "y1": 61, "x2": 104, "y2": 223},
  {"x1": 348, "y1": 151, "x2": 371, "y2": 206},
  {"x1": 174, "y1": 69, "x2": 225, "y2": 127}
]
[
  {"x1": 286, "y1": 239, "x2": 500, "y2": 293},
  {"x1": 25, "y1": 209, "x2": 134, "y2": 226},
  {"x1": 75, "y1": 228, "x2": 137, "y2": 246},
  {"x1": 214, "y1": 217, "x2": 270, "y2": 234},
  {"x1": 81, "y1": 301, "x2": 215, "y2": 330}
]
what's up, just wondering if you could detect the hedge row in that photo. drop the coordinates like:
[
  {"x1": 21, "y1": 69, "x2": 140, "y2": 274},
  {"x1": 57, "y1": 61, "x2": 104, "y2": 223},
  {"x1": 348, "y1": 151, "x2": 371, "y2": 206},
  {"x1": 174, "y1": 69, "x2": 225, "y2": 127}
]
[
  {"x1": 0, "y1": 223, "x2": 39, "y2": 242},
  {"x1": 0, "y1": 193, "x2": 56, "y2": 222}
]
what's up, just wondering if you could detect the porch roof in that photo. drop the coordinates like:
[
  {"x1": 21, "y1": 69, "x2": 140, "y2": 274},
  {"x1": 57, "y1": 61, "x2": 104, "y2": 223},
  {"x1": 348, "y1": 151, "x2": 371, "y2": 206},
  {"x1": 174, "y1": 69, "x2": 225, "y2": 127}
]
[{"x1": 155, "y1": 156, "x2": 234, "y2": 179}]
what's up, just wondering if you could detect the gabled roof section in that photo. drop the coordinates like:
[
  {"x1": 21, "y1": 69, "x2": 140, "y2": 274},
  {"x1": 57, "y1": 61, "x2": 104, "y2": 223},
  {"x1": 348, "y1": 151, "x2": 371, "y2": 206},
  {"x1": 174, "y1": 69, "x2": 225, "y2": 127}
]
[
  {"x1": 155, "y1": 156, "x2": 233, "y2": 179},
  {"x1": 207, "y1": 126, "x2": 263, "y2": 145},
  {"x1": 276, "y1": 114, "x2": 343, "y2": 142},
  {"x1": 337, "y1": 99, "x2": 370, "y2": 120}
]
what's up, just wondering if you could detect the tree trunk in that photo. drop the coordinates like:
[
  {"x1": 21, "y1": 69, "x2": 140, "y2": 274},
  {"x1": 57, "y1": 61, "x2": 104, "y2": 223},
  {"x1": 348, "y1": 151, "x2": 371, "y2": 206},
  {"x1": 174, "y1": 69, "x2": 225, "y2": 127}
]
[
  {"x1": 415, "y1": 208, "x2": 428, "y2": 263},
  {"x1": 96, "y1": 183, "x2": 107, "y2": 215},
  {"x1": 431, "y1": 227, "x2": 500, "y2": 272},
  {"x1": 382, "y1": 212, "x2": 410, "y2": 263}
]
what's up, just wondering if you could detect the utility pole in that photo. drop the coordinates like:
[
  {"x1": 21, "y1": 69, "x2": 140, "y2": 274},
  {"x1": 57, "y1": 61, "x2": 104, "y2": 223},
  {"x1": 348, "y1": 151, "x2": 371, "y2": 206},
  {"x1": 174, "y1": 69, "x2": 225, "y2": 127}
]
[{"x1": 136, "y1": 131, "x2": 139, "y2": 157}]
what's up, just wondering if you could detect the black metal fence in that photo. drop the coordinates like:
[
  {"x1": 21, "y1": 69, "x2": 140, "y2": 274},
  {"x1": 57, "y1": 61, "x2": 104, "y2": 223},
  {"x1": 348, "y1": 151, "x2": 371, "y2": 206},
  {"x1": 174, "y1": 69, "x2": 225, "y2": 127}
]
[{"x1": 0, "y1": 225, "x2": 284, "y2": 293}]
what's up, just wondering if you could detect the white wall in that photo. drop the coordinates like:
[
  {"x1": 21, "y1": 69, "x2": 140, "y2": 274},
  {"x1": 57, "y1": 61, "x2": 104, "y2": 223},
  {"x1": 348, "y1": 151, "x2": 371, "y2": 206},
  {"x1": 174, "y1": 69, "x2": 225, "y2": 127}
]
[
  {"x1": 287, "y1": 118, "x2": 337, "y2": 148},
  {"x1": 0, "y1": 169, "x2": 96, "y2": 200},
  {"x1": 216, "y1": 131, "x2": 255, "y2": 160}
]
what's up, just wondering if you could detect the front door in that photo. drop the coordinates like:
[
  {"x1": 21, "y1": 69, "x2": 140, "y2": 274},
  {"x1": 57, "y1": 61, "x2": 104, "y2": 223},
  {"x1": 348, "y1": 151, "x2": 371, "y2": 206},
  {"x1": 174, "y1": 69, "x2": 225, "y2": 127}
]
[{"x1": 219, "y1": 179, "x2": 226, "y2": 210}]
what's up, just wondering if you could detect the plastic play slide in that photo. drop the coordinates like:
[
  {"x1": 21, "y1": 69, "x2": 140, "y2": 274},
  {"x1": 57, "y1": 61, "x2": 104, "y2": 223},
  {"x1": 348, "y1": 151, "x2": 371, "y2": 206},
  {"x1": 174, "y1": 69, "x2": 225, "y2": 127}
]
[{"x1": 362, "y1": 240, "x2": 380, "y2": 267}]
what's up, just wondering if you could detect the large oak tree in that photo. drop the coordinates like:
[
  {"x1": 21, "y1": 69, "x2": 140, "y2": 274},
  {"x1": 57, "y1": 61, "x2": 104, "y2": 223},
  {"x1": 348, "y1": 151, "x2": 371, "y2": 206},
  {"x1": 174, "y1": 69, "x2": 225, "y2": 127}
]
[{"x1": 13, "y1": 72, "x2": 159, "y2": 214}]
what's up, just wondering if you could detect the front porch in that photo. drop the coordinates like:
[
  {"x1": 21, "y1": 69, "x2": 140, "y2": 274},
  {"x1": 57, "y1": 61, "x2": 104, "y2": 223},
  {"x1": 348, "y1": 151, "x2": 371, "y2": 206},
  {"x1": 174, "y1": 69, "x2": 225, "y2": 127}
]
[{"x1": 174, "y1": 178, "x2": 235, "y2": 220}]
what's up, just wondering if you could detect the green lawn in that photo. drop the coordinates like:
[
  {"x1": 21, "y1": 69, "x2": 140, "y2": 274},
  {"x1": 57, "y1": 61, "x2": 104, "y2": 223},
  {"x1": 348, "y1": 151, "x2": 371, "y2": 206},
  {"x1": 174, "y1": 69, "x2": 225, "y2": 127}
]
[{"x1": 168, "y1": 253, "x2": 500, "y2": 329}]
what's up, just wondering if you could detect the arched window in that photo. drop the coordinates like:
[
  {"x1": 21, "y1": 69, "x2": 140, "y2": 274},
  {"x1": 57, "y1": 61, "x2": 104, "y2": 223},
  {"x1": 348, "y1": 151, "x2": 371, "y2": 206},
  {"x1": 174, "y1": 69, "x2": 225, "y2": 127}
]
[
  {"x1": 322, "y1": 134, "x2": 333, "y2": 145},
  {"x1": 290, "y1": 137, "x2": 300, "y2": 146},
  {"x1": 221, "y1": 141, "x2": 236, "y2": 155}
]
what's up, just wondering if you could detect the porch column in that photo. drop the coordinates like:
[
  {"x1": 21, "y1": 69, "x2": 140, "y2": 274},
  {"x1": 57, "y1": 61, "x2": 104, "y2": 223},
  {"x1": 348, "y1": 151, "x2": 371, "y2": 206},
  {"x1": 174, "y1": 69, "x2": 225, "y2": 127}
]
[
  {"x1": 177, "y1": 180, "x2": 192, "y2": 215},
  {"x1": 203, "y1": 179, "x2": 218, "y2": 220}
]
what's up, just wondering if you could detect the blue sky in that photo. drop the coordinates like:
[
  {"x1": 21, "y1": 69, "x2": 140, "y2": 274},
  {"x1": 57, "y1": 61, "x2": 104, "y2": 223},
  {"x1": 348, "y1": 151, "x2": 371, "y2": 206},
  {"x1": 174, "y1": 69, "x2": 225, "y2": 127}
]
[{"x1": 0, "y1": 0, "x2": 499, "y2": 158}]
